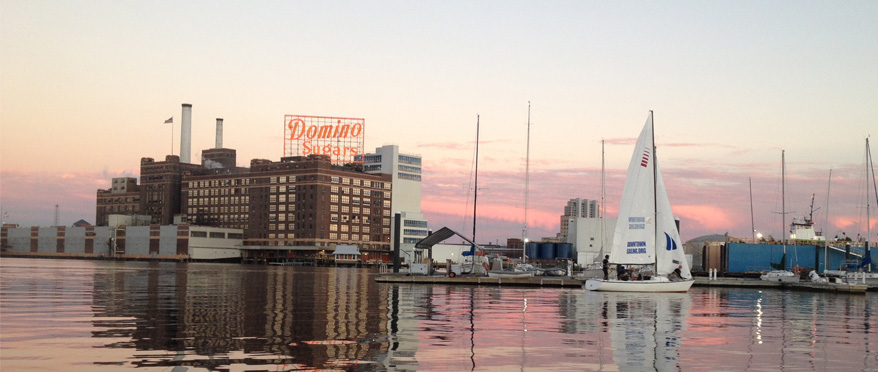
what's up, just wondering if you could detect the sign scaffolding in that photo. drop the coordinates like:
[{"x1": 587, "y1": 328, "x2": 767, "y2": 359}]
[{"x1": 283, "y1": 115, "x2": 365, "y2": 164}]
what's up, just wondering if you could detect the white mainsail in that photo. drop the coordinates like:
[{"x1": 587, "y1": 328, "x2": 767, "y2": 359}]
[{"x1": 609, "y1": 115, "x2": 657, "y2": 266}]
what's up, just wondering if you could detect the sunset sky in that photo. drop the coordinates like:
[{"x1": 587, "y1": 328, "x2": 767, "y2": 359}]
[{"x1": 1, "y1": 1, "x2": 876, "y2": 245}]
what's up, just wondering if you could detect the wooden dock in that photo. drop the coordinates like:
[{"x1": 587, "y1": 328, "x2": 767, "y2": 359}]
[
  {"x1": 694, "y1": 277, "x2": 869, "y2": 293},
  {"x1": 375, "y1": 274, "x2": 585, "y2": 288}
]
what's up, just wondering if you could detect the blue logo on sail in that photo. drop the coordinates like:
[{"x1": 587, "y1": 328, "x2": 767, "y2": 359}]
[
  {"x1": 626, "y1": 241, "x2": 647, "y2": 254},
  {"x1": 664, "y1": 232, "x2": 678, "y2": 251}
]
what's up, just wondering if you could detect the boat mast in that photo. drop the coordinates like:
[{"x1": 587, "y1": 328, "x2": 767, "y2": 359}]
[
  {"x1": 782, "y1": 150, "x2": 787, "y2": 264},
  {"x1": 600, "y1": 139, "x2": 606, "y2": 260},
  {"x1": 750, "y1": 177, "x2": 755, "y2": 242},
  {"x1": 867, "y1": 137, "x2": 872, "y2": 272},
  {"x1": 824, "y1": 169, "x2": 832, "y2": 271},
  {"x1": 523, "y1": 102, "x2": 531, "y2": 263},
  {"x1": 473, "y1": 115, "x2": 480, "y2": 244},
  {"x1": 651, "y1": 110, "x2": 658, "y2": 269}
]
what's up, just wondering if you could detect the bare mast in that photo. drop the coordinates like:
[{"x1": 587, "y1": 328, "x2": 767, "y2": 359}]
[
  {"x1": 824, "y1": 169, "x2": 832, "y2": 271},
  {"x1": 651, "y1": 111, "x2": 658, "y2": 268},
  {"x1": 750, "y1": 177, "x2": 755, "y2": 243},
  {"x1": 523, "y1": 103, "x2": 531, "y2": 263},
  {"x1": 600, "y1": 139, "x2": 606, "y2": 260},
  {"x1": 782, "y1": 150, "x2": 787, "y2": 265},
  {"x1": 867, "y1": 137, "x2": 872, "y2": 272},
  {"x1": 473, "y1": 115, "x2": 480, "y2": 244}
]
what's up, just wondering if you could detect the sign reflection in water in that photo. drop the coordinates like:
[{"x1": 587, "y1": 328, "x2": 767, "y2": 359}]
[{"x1": 0, "y1": 258, "x2": 876, "y2": 371}]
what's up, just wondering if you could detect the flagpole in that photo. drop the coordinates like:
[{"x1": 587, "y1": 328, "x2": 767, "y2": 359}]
[{"x1": 165, "y1": 117, "x2": 174, "y2": 155}]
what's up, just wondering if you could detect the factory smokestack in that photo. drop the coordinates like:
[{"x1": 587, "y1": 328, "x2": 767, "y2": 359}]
[
  {"x1": 180, "y1": 103, "x2": 192, "y2": 163},
  {"x1": 215, "y1": 118, "x2": 223, "y2": 149}
]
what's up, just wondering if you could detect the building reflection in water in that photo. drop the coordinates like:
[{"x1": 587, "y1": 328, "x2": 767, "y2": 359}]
[{"x1": 89, "y1": 262, "x2": 391, "y2": 370}]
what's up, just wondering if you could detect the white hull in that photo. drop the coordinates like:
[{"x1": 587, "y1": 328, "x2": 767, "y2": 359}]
[
  {"x1": 540, "y1": 268, "x2": 567, "y2": 276},
  {"x1": 579, "y1": 268, "x2": 605, "y2": 279},
  {"x1": 824, "y1": 270, "x2": 878, "y2": 285},
  {"x1": 760, "y1": 270, "x2": 799, "y2": 283},
  {"x1": 487, "y1": 271, "x2": 535, "y2": 278},
  {"x1": 585, "y1": 278, "x2": 693, "y2": 292}
]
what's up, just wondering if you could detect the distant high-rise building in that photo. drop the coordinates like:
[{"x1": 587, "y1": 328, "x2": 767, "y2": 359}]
[
  {"x1": 360, "y1": 145, "x2": 428, "y2": 263},
  {"x1": 559, "y1": 198, "x2": 599, "y2": 240}
]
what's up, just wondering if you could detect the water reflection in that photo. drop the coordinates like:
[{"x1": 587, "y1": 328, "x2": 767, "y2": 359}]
[{"x1": 1, "y1": 258, "x2": 877, "y2": 371}]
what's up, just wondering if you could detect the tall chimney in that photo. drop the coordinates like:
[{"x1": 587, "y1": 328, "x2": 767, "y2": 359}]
[
  {"x1": 180, "y1": 103, "x2": 192, "y2": 163},
  {"x1": 215, "y1": 118, "x2": 223, "y2": 149}
]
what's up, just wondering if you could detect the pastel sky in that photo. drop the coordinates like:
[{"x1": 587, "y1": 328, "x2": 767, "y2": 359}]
[{"x1": 1, "y1": 1, "x2": 877, "y2": 245}]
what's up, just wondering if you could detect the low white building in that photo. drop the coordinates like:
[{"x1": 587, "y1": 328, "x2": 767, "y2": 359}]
[{"x1": 567, "y1": 217, "x2": 617, "y2": 265}]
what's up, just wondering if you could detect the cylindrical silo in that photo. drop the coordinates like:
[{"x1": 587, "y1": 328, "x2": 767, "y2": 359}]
[
  {"x1": 525, "y1": 242, "x2": 539, "y2": 260},
  {"x1": 556, "y1": 243, "x2": 572, "y2": 259},
  {"x1": 539, "y1": 243, "x2": 556, "y2": 259}
]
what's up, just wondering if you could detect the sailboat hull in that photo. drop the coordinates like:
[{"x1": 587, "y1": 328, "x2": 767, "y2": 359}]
[{"x1": 585, "y1": 278, "x2": 694, "y2": 292}]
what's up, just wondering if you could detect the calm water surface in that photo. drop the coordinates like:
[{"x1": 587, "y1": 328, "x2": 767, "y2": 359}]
[{"x1": 1, "y1": 258, "x2": 876, "y2": 371}]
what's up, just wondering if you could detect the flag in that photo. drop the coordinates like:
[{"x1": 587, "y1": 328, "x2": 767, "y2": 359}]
[{"x1": 164, "y1": 117, "x2": 173, "y2": 124}]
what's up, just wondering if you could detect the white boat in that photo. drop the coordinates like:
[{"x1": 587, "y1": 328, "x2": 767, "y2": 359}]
[
  {"x1": 585, "y1": 112, "x2": 693, "y2": 292},
  {"x1": 540, "y1": 267, "x2": 567, "y2": 276},
  {"x1": 760, "y1": 270, "x2": 799, "y2": 283},
  {"x1": 760, "y1": 150, "x2": 799, "y2": 283},
  {"x1": 487, "y1": 270, "x2": 535, "y2": 278},
  {"x1": 823, "y1": 138, "x2": 876, "y2": 285}
]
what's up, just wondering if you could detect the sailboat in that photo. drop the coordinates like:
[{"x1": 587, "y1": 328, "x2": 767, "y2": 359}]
[
  {"x1": 580, "y1": 139, "x2": 609, "y2": 279},
  {"x1": 585, "y1": 112, "x2": 693, "y2": 292},
  {"x1": 824, "y1": 137, "x2": 877, "y2": 285},
  {"x1": 760, "y1": 150, "x2": 799, "y2": 283}
]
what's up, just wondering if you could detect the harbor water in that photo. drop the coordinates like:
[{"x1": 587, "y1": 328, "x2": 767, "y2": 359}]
[{"x1": 1, "y1": 257, "x2": 876, "y2": 371}]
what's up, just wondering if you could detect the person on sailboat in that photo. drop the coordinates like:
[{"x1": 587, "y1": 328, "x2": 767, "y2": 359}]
[
  {"x1": 617, "y1": 265, "x2": 630, "y2": 281},
  {"x1": 602, "y1": 255, "x2": 610, "y2": 280},
  {"x1": 669, "y1": 265, "x2": 683, "y2": 282}
]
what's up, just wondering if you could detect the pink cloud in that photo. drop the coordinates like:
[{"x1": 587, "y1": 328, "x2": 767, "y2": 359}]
[{"x1": 0, "y1": 169, "x2": 135, "y2": 226}]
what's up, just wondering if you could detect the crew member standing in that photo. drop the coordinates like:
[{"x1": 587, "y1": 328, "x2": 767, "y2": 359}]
[{"x1": 602, "y1": 255, "x2": 610, "y2": 280}]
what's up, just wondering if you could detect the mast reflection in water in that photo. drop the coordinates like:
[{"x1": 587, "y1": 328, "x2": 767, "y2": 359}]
[{"x1": 1, "y1": 258, "x2": 876, "y2": 371}]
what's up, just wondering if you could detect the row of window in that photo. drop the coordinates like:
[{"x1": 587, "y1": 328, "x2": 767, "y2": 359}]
[
  {"x1": 189, "y1": 231, "x2": 244, "y2": 239},
  {"x1": 404, "y1": 220, "x2": 428, "y2": 227},
  {"x1": 403, "y1": 228, "x2": 429, "y2": 237},
  {"x1": 398, "y1": 155, "x2": 421, "y2": 165},
  {"x1": 189, "y1": 179, "x2": 250, "y2": 188},
  {"x1": 398, "y1": 164, "x2": 421, "y2": 174},
  {"x1": 398, "y1": 173, "x2": 421, "y2": 181},
  {"x1": 100, "y1": 197, "x2": 138, "y2": 203},
  {"x1": 190, "y1": 196, "x2": 251, "y2": 206},
  {"x1": 188, "y1": 188, "x2": 248, "y2": 197}
]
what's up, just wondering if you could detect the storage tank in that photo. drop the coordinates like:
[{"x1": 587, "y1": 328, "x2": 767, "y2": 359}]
[
  {"x1": 525, "y1": 242, "x2": 539, "y2": 260},
  {"x1": 539, "y1": 243, "x2": 556, "y2": 259},
  {"x1": 556, "y1": 243, "x2": 572, "y2": 259}
]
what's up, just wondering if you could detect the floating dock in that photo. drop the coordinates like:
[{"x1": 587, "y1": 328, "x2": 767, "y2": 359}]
[
  {"x1": 694, "y1": 277, "x2": 869, "y2": 293},
  {"x1": 375, "y1": 273, "x2": 585, "y2": 288}
]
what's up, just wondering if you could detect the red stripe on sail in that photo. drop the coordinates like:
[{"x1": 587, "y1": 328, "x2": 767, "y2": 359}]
[{"x1": 640, "y1": 150, "x2": 650, "y2": 167}]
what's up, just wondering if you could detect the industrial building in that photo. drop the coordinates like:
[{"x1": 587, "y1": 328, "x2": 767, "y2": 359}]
[
  {"x1": 1, "y1": 224, "x2": 243, "y2": 261},
  {"x1": 89, "y1": 104, "x2": 427, "y2": 263}
]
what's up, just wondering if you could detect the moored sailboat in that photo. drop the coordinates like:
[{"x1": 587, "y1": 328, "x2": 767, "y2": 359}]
[
  {"x1": 760, "y1": 150, "x2": 800, "y2": 283},
  {"x1": 585, "y1": 112, "x2": 693, "y2": 292}
]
